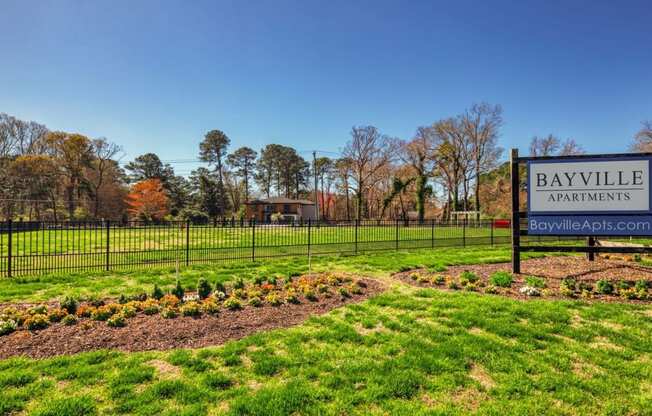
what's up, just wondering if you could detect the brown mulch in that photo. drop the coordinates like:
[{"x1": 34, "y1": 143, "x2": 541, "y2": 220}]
[
  {"x1": 0, "y1": 278, "x2": 384, "y2": 360},
  {"x1": 395, "y1": 256, "x2": 652, "y2": 303}
]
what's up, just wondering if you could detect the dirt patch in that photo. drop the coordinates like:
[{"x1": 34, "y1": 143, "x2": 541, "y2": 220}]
[
  {"x1": 469, "y1": 363, "x2": 495, "y2": 390},
  {"x1": 147, "y1": 359, "x2": 181, "y2": 378},
  {"x1": 0, "y1": 278, "x2": 384, "y2": 360},
  {"x1": 395, "y1": 256, "x2": 652, "y2": 304}
]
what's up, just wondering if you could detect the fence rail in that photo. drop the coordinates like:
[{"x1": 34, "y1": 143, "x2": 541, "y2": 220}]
[{"x1": 0, "y1": 219, "x2": 581, "y2": 278}]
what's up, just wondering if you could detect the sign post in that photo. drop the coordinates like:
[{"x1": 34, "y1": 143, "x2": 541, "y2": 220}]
[{"x1": 511, "y1": 149, "x2": 652, "y2": 273}]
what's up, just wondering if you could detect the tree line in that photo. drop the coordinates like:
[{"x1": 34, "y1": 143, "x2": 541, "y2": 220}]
[{"x1": 1, "y1": 109, "x2": 650, "y2": 222}]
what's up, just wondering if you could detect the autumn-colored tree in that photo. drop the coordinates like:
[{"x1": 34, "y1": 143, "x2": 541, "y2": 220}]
[{"x1": 125, "y1": 179, "x2": 169, "y2": 221}]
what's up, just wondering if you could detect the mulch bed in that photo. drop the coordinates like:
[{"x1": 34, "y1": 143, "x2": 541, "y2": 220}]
[
  {"x1": 0, "y1": 278, "x2": 384, "y2": 360},
  {"x1": 395, "y1": 256, "x2": 652, "y2": 304}
]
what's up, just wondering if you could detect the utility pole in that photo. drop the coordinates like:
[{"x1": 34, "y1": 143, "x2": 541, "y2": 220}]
[{"x1": 313, "y1": 151, "x2": 320, "y2": 221}]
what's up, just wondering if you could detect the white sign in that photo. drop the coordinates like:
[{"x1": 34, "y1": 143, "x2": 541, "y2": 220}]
[{"x1": 528, "y1": 159, "x2": 650, "y2": 213}]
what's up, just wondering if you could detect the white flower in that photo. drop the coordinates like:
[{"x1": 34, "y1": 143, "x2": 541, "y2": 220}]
[{"x1": 519, "y1": 286, "x2": 541, "y2": 297}]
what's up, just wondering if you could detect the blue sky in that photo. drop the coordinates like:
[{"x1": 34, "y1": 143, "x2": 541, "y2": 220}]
[{"x1": 1, "y1": 0, "x2": 650, "y2": 174}]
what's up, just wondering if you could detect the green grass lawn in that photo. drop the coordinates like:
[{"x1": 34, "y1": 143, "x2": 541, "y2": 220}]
[{"x1": 1, "y1": 246, "x2": 650, "y2": 415}]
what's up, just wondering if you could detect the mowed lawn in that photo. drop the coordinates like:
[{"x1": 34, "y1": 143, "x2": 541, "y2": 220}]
[{"x1": 1, "y1": 247, "x2": 651, "y2": 415}]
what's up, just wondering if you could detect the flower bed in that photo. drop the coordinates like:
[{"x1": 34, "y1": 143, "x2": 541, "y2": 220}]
[
  {"x1": 0, "y1": 273, "x2": 383, "y2": 359},
  {"x1": 395, "y1": 257, "x2": 652, "y2": 303}
]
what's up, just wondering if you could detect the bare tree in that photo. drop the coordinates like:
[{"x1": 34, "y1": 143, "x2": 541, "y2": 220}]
[
  {"x1": 341, "y1": 126, "x2": 396, "y2": 220},
  {"x1": 89, "y1": 138, "x2": 123, "y2": 218},
  {"x1": 529, "y1": 135, "x2": 584, "y2": 157},
  {"x1": 631, "y1": 121, "x2": 652, "y2": 152},
  {"x1": 462, "y1": 103, "x2": 503, "y2": 220}
]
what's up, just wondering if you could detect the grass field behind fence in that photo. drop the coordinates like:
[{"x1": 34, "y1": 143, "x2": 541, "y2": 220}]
[{"x1": 0, "y1": 222, "x2": 514, "y2": 277}]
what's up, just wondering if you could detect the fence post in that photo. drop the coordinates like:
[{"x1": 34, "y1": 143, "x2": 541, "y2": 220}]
[
  {"x1": 251, "y1": 218, "x2": 256, "y2": 262},
  {"x1": 307, "y1": 218, "x2": 311, "y2": 257},
  {"x1": 462, "y1": 220, "x2": 466, "y2": 247},
  {"x1": 185, "y1": 219, "x2": 190, "y2": 266},
  {"x1": 354, "y1": 219, "x2": 359, "y2": 254},
  {"x1": 431, "y1": 218, "x2": 435, "y2": 249},
  {"x1": 490, "y1": 220, "x2": 494, "y2": 246},
  {"x1": 395, "y1": 218, "x2": 399, "y2": 250},
  {"x1": 105, "y1": 220, "x2": 110, "y2": 271},
  {"x1": 7, "y1": 219, "x2": 12, "y2": 277}
]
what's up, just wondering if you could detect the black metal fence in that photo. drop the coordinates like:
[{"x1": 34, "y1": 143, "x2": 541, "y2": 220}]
[{"x1": 0, "y1": 219, "x2": 522, "y2": 277}]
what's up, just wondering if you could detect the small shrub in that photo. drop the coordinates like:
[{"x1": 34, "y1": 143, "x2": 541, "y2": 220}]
[
  {"x1": 76, "y1": 305, "x2": 96, "y2": 318},
  {"x1": 233, "y1": 289, "x2": 247, "y2": 299},
  {"x1": 304, "y1": 289, "x2": 318, "y2": 302},
  {"x1": 160, "y1": 294, "x2": 180, "y2": 308},
  {"x1": 161, "y1": 307, "x2": 179, "y2": 319},
  {"x1": 61, "y1": 314, "x2": 78, "y2": 326},
  {"x1": 620, "y1": 287, "x2": 639, "y2": 300},
  {"x1": 265, "y1": 293, "x2": 283, "y2": 306},
  {"x1": 25, "y1": 314, "x2": 49, "y2": 330},
  {"x1": 197, "y1": 278, "x2": 212, "y2": 300},
  {"x1": 445, "y1": 277, "x2": 459, "y2": 290},
  {"x1": 559, "y1": 285, "x2": 576, "y2": 297},
  {"x1": 541, "y1": 288, "x2": 554, "y2": 297},
  {"x1": 409, "y1": 272, "x2": 419, "y2": 281},
  {"x1": 484, "y1": 285, "x2": 499, "y2": 294},
  {"x1": 285, "y1": 288, "x2": 300, "y2": 304},
  {"x1": 224, "y1": 297, "x2": 243, "y2": 310},
  {"x1": 316, "y1": 284, "x2": 329, "y2": 294},
  {"x1": 151, "y1": 284, "x2": 165, "y2": 300},
  {"x1": 560, "y1": 278, "x2": 577, "y2": 297},
  {"x1": 348, "y1": 283, "x2": 362, "y2": 295},
  {"x1": 433, "y1": 275, "x2": 445, "y2": 285},
  {"x1": 1, "y1": 307, "x2": 25, "y2": 325},
  {"x1": 416, "y1": 275, "x2": 430, "y2": 284},
  {"x1": 142, "y1": 299, "x2": 160, "y2": 315},
  {"x1": 596, "y1": 279, "x2": 614, "y2": 295},
  {"x1": 525, "y1": 276, "x2": 546, "y2": 288},
  {"x1": 60, "y1": 296, "x2": 79, "y2": 315},
  {"x1": 580, "y1": 289, "x2": 592, "y2": 299},
  {"x1": 519, "y1": 286, "x2": 541, "y2": 297},
  {"x1": 489, "y1": 271, "x2": 513, "y2": 288},
  {"x1": 214, "y1": 281, "x2": 226, "y2": 294},
  {"x1": 47, "y1": 308, "x2": 68, "y2": 323},
  {"x1": 118, "y1": 294, "x2": 128, "y2": 304},
  {"x1": 248, "y1": 296, "x2": 263, "y2": 307},
  {"x1": 635, "y1": 279, "x2": 650, "y2": 292},
  {"x1": 121, "y1": 305, "x2": 137, "y2": 318},
  {"x1": 201, "y1": 299, "x2": 220, "y2": 315},
  {"x1": 28, "y1": 305, "x2": 48, "y2": 316},
  {"x1": 578, "y1": 281, "x2": 593, "y2": 292},
  {"x1": 213, "y1": 291, "x2": 226, "y2": 300},
  {"x1": 91, "y1": 305, "x2": 117, "y2": 321},
  {"x1": 458, "y1": 271, "x2": 479, "y2": 286},
  {"x1": 267, "y1": 276, "x2": 277, "y2": 285},
  {"x1": 180, "y1": 301, "x2": 202, "y2": 317},
  {"x1": 0, "y1": 319, "x2": 18, "y2": 336},
  {"x1": 617, "y1": 280, "x2": 633, "y2": 291},
  {"x1": 233, "y1": 278, "x2": 245, "y2": 290},
  {"x1": 107, "y1": 313, "x2": 126, "y2": 328},
  {"x1": 338, "y1": 287, "x2": 351, "y2": 298},
  {"x1": 171, "y1": 280, "x2": 185, "y2": 300},
  {"x1": 253, "y1": 275, "x2": 265, "y2": 285},
  {"x1": 87, "y1": 295, "x2": 105, "y2": 307},
  {"x1": 633, "y1": 254, "x2": 642, "y2": 262},
  {"x1": 464, "y1": 282, "x2": 479, "y2": 292}
]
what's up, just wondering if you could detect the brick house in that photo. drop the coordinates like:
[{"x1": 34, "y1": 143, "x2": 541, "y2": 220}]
[{"x1": 244, "y1": 197, "x2": 317, "y2": 223}]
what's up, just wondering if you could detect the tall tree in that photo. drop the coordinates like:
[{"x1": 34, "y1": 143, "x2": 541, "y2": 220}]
[
  {"x1": 89, "y1": 138, "x2": 123, "y2": 218},
  {"x1": 9, "y1": 155, "x2": 60, "y2": 220},
  {"x1": 342, "y1": 126, "x2": 395, "y2": 220},
  {"x1": 462, "y1": 103, "x2": 503, "y2": 220},
  {"x1": 529, "y1": 135, "x2": 584, "y2": 156},
  {"x1": 46, "y1": 132, "x2": 94, "y2": 219},
  {"x1": 397, "y1": 127, "x2": 437, "y2": 222},
  {"x1": 199, "y1": 130, "x2": 231, "y2": 216},
  {"x1": 124, "y1": 153, "x2": 174, "y2": 183},
  {"x1": 227, "y1": 146, "x2": 257, "y2": 202}
]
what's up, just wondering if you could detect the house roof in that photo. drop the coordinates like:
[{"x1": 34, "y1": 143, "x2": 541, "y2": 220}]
[{"x1": 246, "y1": 197, "x2": 315, "y2": 205}]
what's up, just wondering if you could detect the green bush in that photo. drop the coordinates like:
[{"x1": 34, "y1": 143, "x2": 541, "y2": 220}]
[
  {"x1": 48, "y1": 308, "x2": 67, "y2": 323},
  {"x1": 151, "y1": 284, "x2": 165, "y2": 300},
  {"x1": 121, "y1": 305, "x2": 137, "y2": 318},
  {"x1": 161, "y1": 308, "x2": 178, "y2": 319},
  {"x1": 561, "y1": 278, "x2": 577, "y2": 292},
  {"x1": 234, "y1": 278, "x2": 246, "y2": 290},
  {"x1": 433, "y1": 275, "x2": 445, "y2": 285},
  {"x1": 60, "y1": 296, "x2": 79, "y2": 315},
  {"x1": 525, "y1": 276, "x2": 546, "y2": 288},
  {"x1": 28, "y1": 304, "x2": 48, "y2": 316},
  {"x1": 214, "y1": 281, "x2": 226, "y2": 293},
  {"x1": 224, "y1": 297, "x2": 243, "y2": 310},
  {"x1": 596, "y1": 279, "x2": 614, "y2": 295},
  {"x1": 25, "y1": 314, "x2": 49, "y2": 330},
  {"x1": 197, "y1": 278, "x2": 212, "y2": 300},
  {"x1": 0, "y1": 319, "x2": 18, "y2": 336},
  {"x1": 248, "y1": 296, "x2": 263, "y2": 307},
  {"x1": 458, "y1": 271, "x2": 479, "y2": 286},
  {"x1": 635, "y1": 279, "x2": 650, "y2": 292},
  {"x1": 107, "y1": 313, "x2": 126, "y2": 328},
  {"x1": 489, "y1": 271, "x2": 513, "y2": 288},
  {"x1": 265, "y1": 293, "x2": 283, "y2": 306},
  {"x1": 62, "y1": 314, "x2": 78, "y2": 326},
  {"x1": 171, "y1": 280, "x2": 185, "y2": 300},
  {"x1": 180, "y1": 301, "x2": 202, "y2": 317}
]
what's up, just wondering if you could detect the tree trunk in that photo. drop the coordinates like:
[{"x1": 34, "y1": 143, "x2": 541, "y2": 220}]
[{"x1": 474, "y1": 159, "x2": 481, "y2": 221}]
